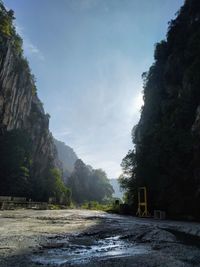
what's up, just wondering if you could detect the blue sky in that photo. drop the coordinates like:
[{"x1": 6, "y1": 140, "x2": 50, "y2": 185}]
[{"x1": 4, "y1": 0, "x2": 184, "y2": 178}]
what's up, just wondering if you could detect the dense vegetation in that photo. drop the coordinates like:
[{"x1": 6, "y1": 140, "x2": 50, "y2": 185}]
[
  {"x1": 0, "y1": 2, "x2": 71, "y2": 204},
  {"x1": 0, "y1": 130, "x2": 32, "y2": 197},
  {"x1": 53, "y1": 138, "x2": 78, "y2": 180},
  {"x1": 0, "y1": 129, "x2": 71, "y2": 204},
  {"x1": 0, "y1": 2, "x2": 112, "y2": 206},
  {"x1": 120, "y1": 0, "x2": 200, "y2": 219},
  {"x1": 67, "y1": 159, "x2": 114, "y2": 204},
  {"x1": 0, "y1": 1, "x2": 36, "y2": 89}
]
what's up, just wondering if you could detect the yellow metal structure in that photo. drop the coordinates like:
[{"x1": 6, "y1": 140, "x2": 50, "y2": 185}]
[{"x1": 136, "y1": 187, "x2": 150, "y2": 217}]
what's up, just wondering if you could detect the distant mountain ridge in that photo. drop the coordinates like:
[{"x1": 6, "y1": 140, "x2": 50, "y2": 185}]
[
  {"x1": 53, "y1": 138, "x2": 78, "y2": 178},
  {"x1": 54, "y1": 139, "x2": 115, "y2": 203},
  {"x1": 109, "y1": 179, "x2": 123, "y2": 199}
]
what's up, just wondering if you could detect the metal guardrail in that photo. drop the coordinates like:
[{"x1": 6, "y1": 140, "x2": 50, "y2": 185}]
[
  {"x1": 0, "y1": 196, "x2": 27, "y2": 202},
  {"x1": 0, "y1": 196, "x2": 48, "y2": 210}
]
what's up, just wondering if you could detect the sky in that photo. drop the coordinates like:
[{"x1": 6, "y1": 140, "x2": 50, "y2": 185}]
[{"x1": 4, "y1": 0, "x2": 184, "y2": 178}]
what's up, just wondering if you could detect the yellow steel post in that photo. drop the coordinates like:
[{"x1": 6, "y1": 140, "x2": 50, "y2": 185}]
[{"x1": 136, "y1": 187, "x2": 150, "y2": 217}]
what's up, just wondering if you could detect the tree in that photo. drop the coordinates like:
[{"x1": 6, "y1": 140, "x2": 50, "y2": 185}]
[
  {"x1": 67, "y1": 159, "x2": 114, "y2": 204},
  {"x1": 48, "y1": 168, "x2": 71, "y2": 205},
  {"x1": 90, "y1": 169, "x2": 114, "y2": 202},
  {"x1": 120, "y1": 0, "x2": 200, "y2": 218},
  {"x1": 0, "y1": 130, "x2": 32, "y2": 197}
]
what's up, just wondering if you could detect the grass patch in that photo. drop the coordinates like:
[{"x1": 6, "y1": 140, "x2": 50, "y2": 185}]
[{"x1": 81, "y1": 201, "x2": 121, "y2": 213}]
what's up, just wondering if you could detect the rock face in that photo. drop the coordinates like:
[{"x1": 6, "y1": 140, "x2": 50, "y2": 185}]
[
  {"x1": 124, "y1": 0, "x2": 200, "y2": 218},
  {"x1": 0, "y1": 4, "x2": 60, "y2": 191},
  {"x1": 53, "y1": 138, "x2": 78, "y2": 180},
  {"x1": 0, "y1": 43, "x2": 32, "y2": 130},
  {"x1": 0, "y1": 43, "x2": 59, "y2": 174},
  {"x1": 121, "y1": 0, "x2": 200, "y2": 219},
  {"x1": 109, "y1": 179, "x2": 123, "y2": 199}
]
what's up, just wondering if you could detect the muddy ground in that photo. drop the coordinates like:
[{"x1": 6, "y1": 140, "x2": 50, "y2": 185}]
[{"x1": 0, "y1": 209, "x2": 200, "y2": 267}]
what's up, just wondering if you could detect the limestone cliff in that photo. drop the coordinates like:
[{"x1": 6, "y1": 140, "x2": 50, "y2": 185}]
[
  {"x1": 0, "y1": 2, "x2": 61, "y2": 198},
  {"x1": 53, "y1": 138, "x2": 78, "y2": 181},
  {"x1": 124, "y1": 0, "x2": 200, "y2": 218},
  {"x1": 1, "y1": 43, "x2": 59, "y2": 164}
]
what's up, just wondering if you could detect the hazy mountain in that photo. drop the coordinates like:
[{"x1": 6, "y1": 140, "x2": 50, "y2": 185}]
[
  {"x1": 53, "y1": 138, "x2": 78, "y2": 177},
  {"x1": 109, "y1": 179, "x2": 123, "y2": 199}
]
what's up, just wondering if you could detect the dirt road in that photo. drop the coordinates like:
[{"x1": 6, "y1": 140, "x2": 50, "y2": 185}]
[{"x1": 0, "y1": 209, "x2": 200, "y2": 266}]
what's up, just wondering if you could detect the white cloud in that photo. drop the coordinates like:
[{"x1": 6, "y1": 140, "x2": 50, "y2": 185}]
[
  {"x1": 15, "y1": 24, "x2": 23, "y2": 36},
  {"x1": 54, "y1": 129, "x2": 71, "y2": 139},
  {"x1": 23, "y1": 40, "x2": 45, "y2": 61},
  {"x1": 15, "y1": 23, "x2": 44, "y2": 61}
]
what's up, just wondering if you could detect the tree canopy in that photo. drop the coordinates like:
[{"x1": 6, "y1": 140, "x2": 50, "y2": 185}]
[
  {"x1": 67, "y1": 159, "x2": 114, "y2": 204},
  {"x1": 120, "y1": 0, "x2": 200, "y2": 219}
]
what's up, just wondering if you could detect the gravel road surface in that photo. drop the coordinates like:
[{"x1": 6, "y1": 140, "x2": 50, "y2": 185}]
[{"x1": 0, "y1": 209, "x2": 200, "y2": 266}]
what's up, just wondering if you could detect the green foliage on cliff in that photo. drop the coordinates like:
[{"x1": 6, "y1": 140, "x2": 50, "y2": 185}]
[
  {"x1": 0, "y1": 1, "x2": 23, "y2": 56},
  {"x1": 0, "y1": 1, "x2": 14, "y2": 37},
  {"x1": 53, "y1": 138, "x2": 78, "y2": 178},
  {"x1": 0, "y1": 130, "x2": 32, "y2": 197},
  {"x1": 0, "y1": 2, "x2": 70, "y2": 204},
  {"x1": 67, "y1": 159, "x2": 114, "y2": 204},
  {"x1": 47, "y1": 168, "x2": 71, "y2": 205},
  {"x1": 0, "y1": 1, "x2": 36, "y2": 91},
  {"x1": 120, "y1": 0, "x2": 200, "y2": 218},
  {"x1": 0, "y1": 130, "x2": 71, "y2": 204}
]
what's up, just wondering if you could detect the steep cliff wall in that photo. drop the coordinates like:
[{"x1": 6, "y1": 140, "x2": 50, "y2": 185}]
[
  {"x1": 0, "y1": 42, "x2": 59, "y2": 166},
  {"x1": 0, "y1": 2, "x2": 61, "y2": 199},
  {"x1": 135, "y1": 0, "x2": 200, "y2": 218},
  {"x1": 121, "y1": 0, "x2": 200, "y2": 219},
  {"x1": 53, "y1": 138, "x2": 78, "y2": 181}
]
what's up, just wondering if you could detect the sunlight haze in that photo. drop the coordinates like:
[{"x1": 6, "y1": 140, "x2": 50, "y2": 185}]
[{"x1": 4, "y1": 0, "x2": 184, "y2": 177}]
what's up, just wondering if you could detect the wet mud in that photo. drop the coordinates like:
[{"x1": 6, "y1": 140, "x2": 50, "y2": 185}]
[{"x1": 0, "y1": 209, "x2": 200, "y2": 267}]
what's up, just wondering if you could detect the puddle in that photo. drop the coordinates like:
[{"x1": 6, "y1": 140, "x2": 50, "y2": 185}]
[{"x1": 31, "y1": 235, "x2": 149, "y2": 266}]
